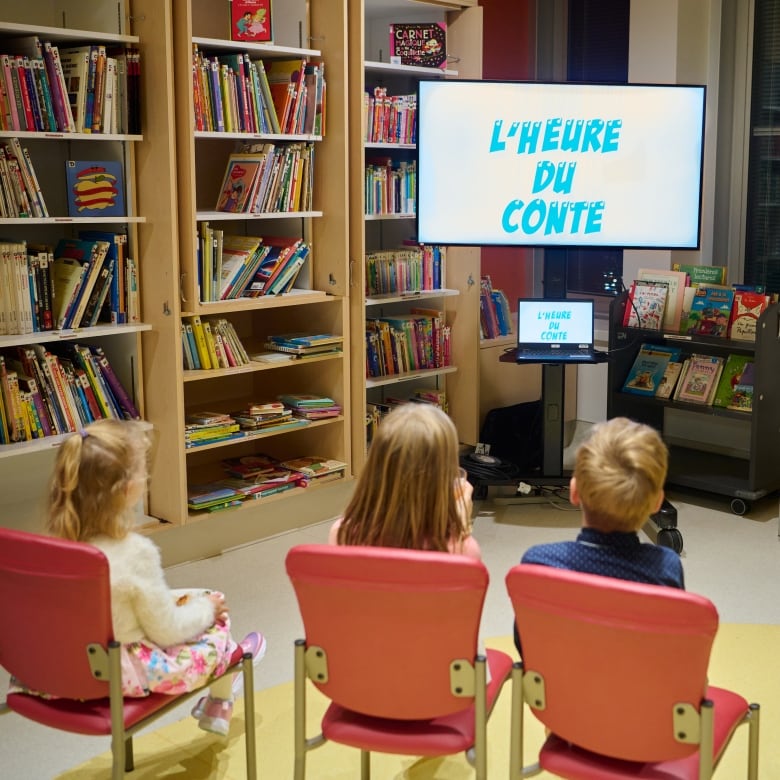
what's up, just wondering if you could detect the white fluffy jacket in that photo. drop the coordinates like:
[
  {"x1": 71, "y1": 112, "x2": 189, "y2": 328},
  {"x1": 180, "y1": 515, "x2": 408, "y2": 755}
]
[{"x1": 90, "y1": 532, "x2": 217, "y2": 648}]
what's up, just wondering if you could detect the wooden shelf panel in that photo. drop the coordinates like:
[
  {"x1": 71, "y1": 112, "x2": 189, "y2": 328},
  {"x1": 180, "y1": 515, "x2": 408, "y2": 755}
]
[
  {"x1": 365, "y1": 288, "x2": 459, "y2": 306},
  {"x1": 0, "y1": 323, "x2": 151, "y2": 349},
  {"x1": 183, "y1": 351, "x2": 343, "y2": 383},
  {"x1": 0, "y1": 21, "x2": 139, "y2": 44},
  {"x1": 366, "y1": 365, "x2": 457, "y2": 388},
  {"x1": 193, "y1": 36, "x2": 320, "y2": 58}
]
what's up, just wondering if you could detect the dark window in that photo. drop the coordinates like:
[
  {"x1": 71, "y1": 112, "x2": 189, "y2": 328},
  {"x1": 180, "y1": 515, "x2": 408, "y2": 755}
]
[{"x1": 551, "y1": 0, "x2": 630, "y2": 297}]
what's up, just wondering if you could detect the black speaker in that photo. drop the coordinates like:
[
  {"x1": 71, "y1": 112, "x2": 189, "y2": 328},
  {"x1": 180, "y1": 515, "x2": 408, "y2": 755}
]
[{"x1": 542, "y1": 250, "x2": 568, "y2": 298}]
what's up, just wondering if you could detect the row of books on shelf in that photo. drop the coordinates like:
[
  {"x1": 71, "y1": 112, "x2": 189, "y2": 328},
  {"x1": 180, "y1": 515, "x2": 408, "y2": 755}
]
[
  {"x1": 365, "y1": 158, "x2": 415, "y2": 216},
  {"x1": 184, "y1": 393, "x2": 342, "y2": 448},
  {"x1": 187, "y1": 452, "x2": 347, "y2": 513},
  {"x1": 622, "y1": 343, "x2": 755, "y2": 412},
  {"x1": 363, "y1": 87, "x2": 416, "y2": 144},
  {"x1": 198, "y1": 226, "x2": 309, "y2": 302},
  {"x1": 0, "y1": 231, "x2": 138, "y2": 336},
  {"x1": 0, "y1": 137, "x2": 46, "y2": 217},
  {"x1": 215, "y1": 141, "x2": 314, "y2": 214},
  {"x1": 623, "y1": 263, "x2": 774, "y2": 341},
  {"x1": 181, "y1": 318, "x2": 343, "y2": 371},
  {"x1": 480, "y1": 275, "x2": 512, "y2": 339},
  {"x1": 0, "y1": 342, "x2": 139, "y2": 444},
  {"x1": 0, "y1": 37, "x2": 141, "y2": 135},
  {"x1": 366, "y1": 310, "x2": 451, "y2": 379},
  {"x1": 366, "y1": 389, "x2": 448, "y2": 444},
  {"x1": 365, "y1": 244, "x2": 444, "y2": 296},
  {"x1": 193, "y1": 47, "x2": 325, "y2": 136}
]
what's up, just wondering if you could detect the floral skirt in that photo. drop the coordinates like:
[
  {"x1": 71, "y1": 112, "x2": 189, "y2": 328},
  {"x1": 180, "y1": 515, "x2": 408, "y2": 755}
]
[{"x1": 120, "y1": 614, "x2": 238, "y2": 697}]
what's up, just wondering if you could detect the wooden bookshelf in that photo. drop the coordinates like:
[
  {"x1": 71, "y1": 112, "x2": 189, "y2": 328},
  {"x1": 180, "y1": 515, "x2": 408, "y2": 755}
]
[
  {"x1": 348, "y1": 0, "x2": 483, "y2": 471},
  {"x1": 0, "y1": 0, "x2": 152, "y2": 529}
]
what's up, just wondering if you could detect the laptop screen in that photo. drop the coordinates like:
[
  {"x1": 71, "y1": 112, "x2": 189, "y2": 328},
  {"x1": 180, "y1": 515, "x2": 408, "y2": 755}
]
[{"x1": 516, "y1": 298, "x2": 595, "y2": 351}]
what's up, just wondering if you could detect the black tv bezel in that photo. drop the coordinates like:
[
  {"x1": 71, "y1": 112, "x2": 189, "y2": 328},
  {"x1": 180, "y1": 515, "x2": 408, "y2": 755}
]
[{"x1": 415, "y1": 78, "x2": 707, "y2": 251}]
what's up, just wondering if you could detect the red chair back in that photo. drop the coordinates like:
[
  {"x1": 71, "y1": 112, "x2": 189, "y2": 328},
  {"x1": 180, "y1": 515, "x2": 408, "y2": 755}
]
[
  {"x1": 506, "y1": 564, "x2": 718, "y2": 762},
  {"x1": 0, "y1": 527, "x2": 114, "y2": 700},
  {"x1": 286, "y1": 544, "x2": 489, "y2": 720}
]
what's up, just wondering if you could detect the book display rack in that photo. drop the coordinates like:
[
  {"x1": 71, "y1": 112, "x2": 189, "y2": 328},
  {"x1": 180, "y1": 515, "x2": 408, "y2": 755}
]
[
  {"x1": 348, "y1": 0, "x2": 482, "y2": 468},
  {"x1": 608, "y1": 291, "x2": 780, "y2": 515},
  {"x1": 0, "y1": 2, "x2": 152, "y2": 523}
]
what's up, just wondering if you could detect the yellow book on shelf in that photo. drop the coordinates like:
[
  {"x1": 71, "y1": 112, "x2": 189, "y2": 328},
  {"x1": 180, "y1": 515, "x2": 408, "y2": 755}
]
[
  {"x1": 189, "y1": 315, "x2": 212, "y2": 370},
  {"x1": 201, "y1": 319, "x2": 221, "y2": 369}
]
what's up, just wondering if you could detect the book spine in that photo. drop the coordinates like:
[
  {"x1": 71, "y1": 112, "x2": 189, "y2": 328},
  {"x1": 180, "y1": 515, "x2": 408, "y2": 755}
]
[
  {"x1": 71, "y1": 345, "x2": 110, "y2": 419},
  {"x1": 201, "y1": 319, "x2": 221, "y2": 368},
  {"x1": 184, "y1": 322, "x2": 201, "y2": 369},
  {"x1": 189, "y1": 315, "x2": 212, "y2": 369},
  {"x1": 19, "y1": 375, "x2": 53, "y2": 437},
  {"x1": 90, "y1": 346, "x2": 140, "y2": 420}
]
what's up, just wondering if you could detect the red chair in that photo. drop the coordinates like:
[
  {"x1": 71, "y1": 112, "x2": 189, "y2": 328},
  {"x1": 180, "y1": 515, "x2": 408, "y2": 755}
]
[
  {"x1": 286, "y1": 543, "x2": 513, "y2": 780},
  {"x1": 0, "y1": 527, "x2": 257, "y2": 780},
  {"x1": 505, "y1": 563, "x2": 760, "y2": 780}
]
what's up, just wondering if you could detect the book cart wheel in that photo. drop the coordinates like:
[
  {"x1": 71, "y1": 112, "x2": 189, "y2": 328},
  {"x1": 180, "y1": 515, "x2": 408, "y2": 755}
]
[
  {"x1": 657, "y1": 527, "x2": 684, "y2": 554},
  {"x1": 730, "y1": 497, "x2": 751, "y2": 516}
]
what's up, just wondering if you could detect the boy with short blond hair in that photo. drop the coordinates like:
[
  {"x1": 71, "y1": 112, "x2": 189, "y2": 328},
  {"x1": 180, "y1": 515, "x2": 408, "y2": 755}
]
[{"x1": 514, "y1": 417, "x2": 684, "y2": 654}]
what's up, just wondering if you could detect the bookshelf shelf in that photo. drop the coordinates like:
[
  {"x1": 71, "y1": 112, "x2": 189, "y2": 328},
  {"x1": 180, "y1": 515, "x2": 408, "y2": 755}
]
[
  {"x1": 0, "y1": 131, "x2": 143, "y2": 141},
  {"x1": 364, "y1": 60, "x2": 457, "y2": 77},
  {"x1": 365, "y1": 142, "x2": 416, "y2": 150},
  {"x1": 0, "y1": 21, "x2": 139, "y2": 45},
  {"x1": 183, "y1": 350, "x2": 343, "y2": 382},
  {"x1": 181, "y1": 288, "x2": 331, "y2": 317},
  {"x1": 365, "y1": 288, "x2": 459, "y2": 306},
  {"x1": 194, "y1": 210, "x2": 324, "y2": 222},
  {"x1": 0, "y1": 323, "x2": 151, "y2": 349},
  {"x1": 195, "y1": 131, "x2": 322, "y2": 142},
  {"x1": 192, "y1": 36, "x2": 320, "y2": 59},
  {"x1": 0, "y1": 216, "x2": 146, "y2": 224},
  {"x1": 366, "y1": 365, "x2": 457, "y2": 388},
  {"x1": 364, "y1": 212, "x2": 415, "y2": 221},
  {"x1": 184, "y1": 416, "x2": 344, "y2": 455}
]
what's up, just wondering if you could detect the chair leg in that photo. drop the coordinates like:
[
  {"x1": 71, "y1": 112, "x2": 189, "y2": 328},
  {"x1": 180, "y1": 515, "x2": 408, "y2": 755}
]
[
  {"x1": 699, "y1": 699, "x2": 714, "y2": 780},
  {"x1": 509, "y1": 663, "x2": 523, "y2": 780},
  {"x1": 124, "y1": 737, "x2": 134, "y2": 773},
  {"x1": 360, "y1": 749, "x2": 370, "y2": 779},
  {"x1": 294, "y1": 640, "x2": 307, "y2": 780},
  {"x1": 747, "y1": 703, "x2": 760, "y2": 780},
  {"x1": 242, "y1": 653, "x2": 258, "y2": 780},
  {"x1": 474, "y1": 656, "x2": 487, "y2": 780}
]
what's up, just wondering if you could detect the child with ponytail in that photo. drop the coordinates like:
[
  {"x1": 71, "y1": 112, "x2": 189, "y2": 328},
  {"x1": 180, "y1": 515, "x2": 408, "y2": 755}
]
[{"x1": 11, "y1": 418, "x2": 265, "y2": 737}]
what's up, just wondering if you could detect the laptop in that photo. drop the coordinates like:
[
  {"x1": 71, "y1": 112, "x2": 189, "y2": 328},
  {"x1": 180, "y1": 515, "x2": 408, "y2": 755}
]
[{"x1": 514, "y1": 298, "x2": 602, "y2": 363}]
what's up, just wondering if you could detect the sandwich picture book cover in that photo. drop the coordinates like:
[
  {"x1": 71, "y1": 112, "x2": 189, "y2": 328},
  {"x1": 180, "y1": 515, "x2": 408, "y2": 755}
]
[
  {"x1": 65, "y1": 160, "x2": 125, "y2": 217},
  {"x1": 389, "y1": 22, "x2": 447, "y2": 69}
]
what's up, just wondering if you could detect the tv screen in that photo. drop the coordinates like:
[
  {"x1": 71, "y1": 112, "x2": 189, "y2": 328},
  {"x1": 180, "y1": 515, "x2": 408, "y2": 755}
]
[{"x1": 416, "y1": 80, "x2": 706, "y2": 249}]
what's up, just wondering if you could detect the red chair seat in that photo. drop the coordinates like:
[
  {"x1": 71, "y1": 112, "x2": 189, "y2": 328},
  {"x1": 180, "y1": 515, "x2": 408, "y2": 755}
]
[
  {"x1": 540, "y1": 686, "x2": 751, "y2": 780},
  {"x1": 322, "y1": 648, "x2": 513, "y2": 755}
]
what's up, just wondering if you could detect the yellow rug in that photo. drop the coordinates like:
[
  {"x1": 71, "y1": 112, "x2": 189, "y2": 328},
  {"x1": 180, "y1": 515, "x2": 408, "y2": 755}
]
[{"x1": 56, "y1": 627, "x2": 778, "y2": 779}]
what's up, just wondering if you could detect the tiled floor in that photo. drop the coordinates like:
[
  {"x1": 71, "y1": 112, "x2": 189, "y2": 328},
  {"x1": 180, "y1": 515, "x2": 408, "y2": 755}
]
[{"x1": 2, "y1": 440, "x2": 780, "y2": 778}]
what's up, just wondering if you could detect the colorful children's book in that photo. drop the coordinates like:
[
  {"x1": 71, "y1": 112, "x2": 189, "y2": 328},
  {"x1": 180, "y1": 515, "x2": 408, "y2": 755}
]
[
  {"x1": 683, "y1": 286, "x2": 735, "y2": 337},
  {"x1": 280, "y1": 455, "x2": 347, "y2": 478},
  {"x1": 654, "y1": 360, "x2": 684, "y2": 400},
  {"x1": 712, "y1": 353, "x2": 754, "y2": 408},
  {"x1": 389, "y1": 22, "x2": 448, "y2": 69},
  {"x1": 622, "y1": 343, "x2": 680, "y2": 397},
  {"x1": 728, "y1": 290, "x2": 770, "y2": 342},
  {"x1": 230, "y1": 0, "x2": 272, "y2": 43},
  {"x1": 215, "y1": 154, "x2": 265, "y2": 213},
  {"x1": 636, "y1": 268, "x2": 688, "y2": 332},
  {"x1": 623, "y1": 280, "x2": 668, "y2": 331},
  {"x1": 675, "y1": 354, "x2": 724, "y2": 405},
  {"x1": 726, "y1": 362, "x2": 755, "y2": 413},
  {"x1": 65, "y1": 160, "x2": 125, "y2": 217},
  {"x1": 671, "y1": 263, "x2": 727, "y2": 287}
]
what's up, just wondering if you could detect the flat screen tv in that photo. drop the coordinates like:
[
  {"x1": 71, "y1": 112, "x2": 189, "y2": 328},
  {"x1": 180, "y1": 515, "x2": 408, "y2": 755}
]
[{"x1": 416, "y1": 80, "x2": 706, "y2": 249}]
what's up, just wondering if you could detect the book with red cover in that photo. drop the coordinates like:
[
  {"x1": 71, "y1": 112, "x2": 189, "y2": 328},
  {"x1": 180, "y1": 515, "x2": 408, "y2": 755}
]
[
  {"x1": 245, "y1": 235, "x2": 302, "y2": 295},
  {"x1": 230, "y1": 0, "x2": 272, "y2": 43},
  {"x1": 728, "y1": 290, "x2": 770, "y2": 342}
]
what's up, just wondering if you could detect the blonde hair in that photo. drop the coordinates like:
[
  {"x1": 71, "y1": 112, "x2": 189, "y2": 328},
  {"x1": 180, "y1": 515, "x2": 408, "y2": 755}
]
[
  {"x1": 338, "y1": 403, "x2": 468, "y2": 551},
  {"x1": 573, "y1": 417, "x2": 667, "y2": 533},
  {"x1": 47, "y1": 419, "x2": 150, "y2": 542}
]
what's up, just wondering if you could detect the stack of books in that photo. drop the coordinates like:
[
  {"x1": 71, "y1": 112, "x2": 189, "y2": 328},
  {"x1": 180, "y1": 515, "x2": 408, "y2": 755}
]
[
  {"x1": 229, "y1": 400, "x2": 306, "y2": 433},
  {"x1": 187, "y1": 483, "x2": 244, "y2": 512},
  {"x1": 479, "y1": 275, "x2": 512, "y2": 339},
  {"x1": 0, "y1": 138, "x2": 47, "y2": 217},
  {"x1": 363, "y1": 87, "x2": 416, "y2": 144},
  {"x1": 219, "y1": 453, "x2": 306, "y2": 499},
  {"x1": 182, "y1": 315, "x2": 250, "y2": 371},
  {"x1": 365, "y1": 244, "x2": 443, "y2": 296},
  {"x1": 280, "y1": 455, "x2": 347, "y2": 484},
  {"x1": 264, "y1": 333, "x2": 343, "y2": 358},
  {"x1": 278, "y1": 393, "x2": 342, "y2": 420},
  {"x1": 184, "y1": 411, "x2": 243, "y2": 448}
]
